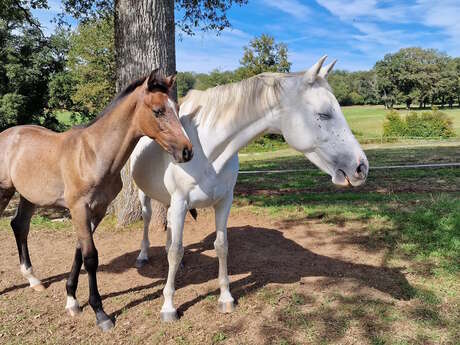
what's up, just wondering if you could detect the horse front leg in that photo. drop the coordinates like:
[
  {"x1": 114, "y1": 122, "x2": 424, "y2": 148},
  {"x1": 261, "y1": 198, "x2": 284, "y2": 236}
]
[
  {"x1": 66, "y1": 209, "x2": 106, "y2": 317},
  {"x1": 70, "y1": 203, "x2": 113, "y2": 331},
  {"x1": 213, "y1": 194, "x2": 235, "y2": 313},
  {"x1": 160, "y1": 197, "x2": 186, "y2": 322}
]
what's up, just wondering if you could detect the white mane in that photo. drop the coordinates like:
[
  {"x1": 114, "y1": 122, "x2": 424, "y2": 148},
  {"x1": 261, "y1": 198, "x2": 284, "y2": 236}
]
[{"x1": 182, "y1": 72, "x2": 301, "y2": 128}]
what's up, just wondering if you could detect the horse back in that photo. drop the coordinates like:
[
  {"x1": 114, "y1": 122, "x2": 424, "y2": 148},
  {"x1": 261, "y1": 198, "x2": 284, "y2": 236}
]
[{"x1": 0, "y1": 125, "x2": 69, "y2": 205}]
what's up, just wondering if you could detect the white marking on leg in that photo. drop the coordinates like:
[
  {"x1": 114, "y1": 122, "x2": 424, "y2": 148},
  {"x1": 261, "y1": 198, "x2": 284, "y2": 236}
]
[
  {"x1": 20, "y1": 264, "x2": 42, "y2": 288},
  {"x1": 65, "y1": 295, "x2": 80, "y2": 310}
]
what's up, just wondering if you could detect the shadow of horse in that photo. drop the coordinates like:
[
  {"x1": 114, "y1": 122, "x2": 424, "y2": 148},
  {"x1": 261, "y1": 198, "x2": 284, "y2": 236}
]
[{"x1": 100, "y1": 225, "x2": 415, "y2": 317}]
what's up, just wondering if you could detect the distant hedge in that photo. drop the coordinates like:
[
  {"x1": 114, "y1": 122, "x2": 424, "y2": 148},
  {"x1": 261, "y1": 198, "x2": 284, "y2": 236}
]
[{"x1": 383, "y1": 108, "x2": 455, "y2": 139}]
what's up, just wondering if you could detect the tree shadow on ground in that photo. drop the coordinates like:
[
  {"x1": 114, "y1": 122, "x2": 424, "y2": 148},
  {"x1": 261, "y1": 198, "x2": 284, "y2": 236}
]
[{"x1": 100, "y1": 225, "x2": 414, "y2": 318}]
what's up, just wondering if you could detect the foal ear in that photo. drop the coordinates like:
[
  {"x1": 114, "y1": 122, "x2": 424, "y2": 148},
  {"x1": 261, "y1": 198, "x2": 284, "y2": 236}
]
[
  {"x1": 165, "y1": 73, "x2": 177, "y2": 89},
  {"x1": 303, "y1": 55, "x2": 327, "y2": 84},
  {"x1": 147, "y1": 68, "x2": 163, "y2": 91}
]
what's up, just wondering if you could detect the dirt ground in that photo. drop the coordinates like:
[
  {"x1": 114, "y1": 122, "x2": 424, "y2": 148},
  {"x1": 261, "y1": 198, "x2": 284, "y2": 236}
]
[{"x1": 0, "y1": 207, "x2": 448, "y2": 345}]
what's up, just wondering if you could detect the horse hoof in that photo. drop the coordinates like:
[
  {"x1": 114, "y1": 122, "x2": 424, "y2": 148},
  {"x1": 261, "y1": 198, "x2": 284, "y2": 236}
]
[
  {"x1": 31, "y1": 283, "x2": 46, "y2": 292},
  {"x1": 218, "y1": 301, "x2": 235, "y2": 313},
  {"x1": 135, "y1": 259, "x2": 149, "y2": 269},
  {"x1": 160, "y1": 310, "x2": 178, "y2": 322},
  {"x1": 97, "y1": 318, "x2": 115, "y2": 332},
  {"x1": 66, "y1": 305, "x2": 82, "y2": 317}
]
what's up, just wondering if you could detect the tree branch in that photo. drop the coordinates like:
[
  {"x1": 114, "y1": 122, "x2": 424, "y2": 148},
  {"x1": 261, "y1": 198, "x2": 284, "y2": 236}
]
[{"x1": 12, "y1": 0, "x2": 45, "y2": 36}]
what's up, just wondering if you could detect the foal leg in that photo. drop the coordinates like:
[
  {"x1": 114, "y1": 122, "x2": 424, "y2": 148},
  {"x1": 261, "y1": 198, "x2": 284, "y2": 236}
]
[
  {"x1": 160, "y1": 198, "x2": 186, "y2": 322},
  {"x1": 65, "y1": 243, "x2": 82, "y2": 316},
  {"x1": 135, "y1": 190, "x2": 152, "y2": 268},
  {"x1": 66, "y1": 210, "x2": 106, "y2": 317},
  {"x1": 11, "y1": 196, "x2": 44, "y2": 291},
  {"x1": 213, "y1": 194, "x2": 235, "y2": 313},
  {"x1": 70, "y1": 203, "x2": 113, "y2": 331}
]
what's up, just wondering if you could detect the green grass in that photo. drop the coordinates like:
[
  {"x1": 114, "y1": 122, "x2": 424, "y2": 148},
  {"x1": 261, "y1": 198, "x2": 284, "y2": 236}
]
[
  {"x1": 237, "y1": 144, "x2": 460, "y2": 274},
  {"x1": 234, "y1": 143, "x2": 459, "y2": 344},
  {"x1": 342, "y1": 105, "x2": 460, "y2": 138}
]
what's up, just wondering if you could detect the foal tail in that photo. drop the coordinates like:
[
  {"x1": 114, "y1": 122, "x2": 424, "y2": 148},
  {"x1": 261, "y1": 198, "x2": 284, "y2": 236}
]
[
  {"x1": 0, "y1": 188, "x2": 14, "y2": 217},
  {"x1": 0, "y1": 130, "x2": 15, "y2": 217}
]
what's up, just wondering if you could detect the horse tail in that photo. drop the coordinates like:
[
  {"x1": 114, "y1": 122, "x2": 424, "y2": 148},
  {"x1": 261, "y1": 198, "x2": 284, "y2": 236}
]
[{"x1": 189, "y1": 209, "x2": 197, "y2": 220}]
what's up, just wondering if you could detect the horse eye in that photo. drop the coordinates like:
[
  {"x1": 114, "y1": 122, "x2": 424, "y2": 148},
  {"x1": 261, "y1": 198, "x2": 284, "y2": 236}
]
[
  {"x1": 152, "y1": 109, "x2": 164, "y2": 118},
  {"x1": 318, "y1": 112, "x2": 331, "y2": 120}
]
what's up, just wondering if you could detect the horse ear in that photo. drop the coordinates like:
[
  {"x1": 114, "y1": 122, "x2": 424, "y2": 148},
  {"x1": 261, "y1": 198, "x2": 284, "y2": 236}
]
[
  {"x1": 165, "y1": 72, "x2": 177, "y2": 89},
  {"x1": 147, "y1": 68, "x2": 161, "y2": 91},
  {"x1": 319, "y1": 59, "x2": 337, "y2": 79},
  {"x1": 303, "y1": 55, "x2": 327, "y2": 84}
]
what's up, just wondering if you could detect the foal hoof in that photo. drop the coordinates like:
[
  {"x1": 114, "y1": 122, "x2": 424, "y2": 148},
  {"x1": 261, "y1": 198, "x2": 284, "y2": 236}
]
[
  {"x1": 218, "y1": 301, "x2": 235, "y2": 314},
  {"x1": 135, "y1": 258, "x2": 149, "y2": 269},
  {"x1": 160, "y1": 310, "x2": 178, "y2": 322},
  {"x1": 31, "y1": 283, "x2": 46, "y2": 292},
  {"x1": 66, "y1": 305, "x2": 82, "y2": 317},
  {"x1": 97, "y1": 318, "x2": 115, "y2": 332}
]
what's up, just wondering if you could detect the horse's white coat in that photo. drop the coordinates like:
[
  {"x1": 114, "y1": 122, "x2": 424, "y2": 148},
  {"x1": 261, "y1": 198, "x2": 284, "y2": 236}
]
[{"x1": 130, "y1": 57, "x2": 369, "y2": 318}]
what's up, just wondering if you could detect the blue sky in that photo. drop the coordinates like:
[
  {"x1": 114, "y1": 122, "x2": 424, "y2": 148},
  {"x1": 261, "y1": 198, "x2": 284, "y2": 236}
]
[{"x1": 33, "y1": 0, "x2": 460, "y2": 73}]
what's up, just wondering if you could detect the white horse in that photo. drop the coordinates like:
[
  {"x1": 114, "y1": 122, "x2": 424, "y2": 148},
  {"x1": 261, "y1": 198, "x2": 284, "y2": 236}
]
[{"x1": 130, "y1": 56, "x2": 369, "y2": 321}]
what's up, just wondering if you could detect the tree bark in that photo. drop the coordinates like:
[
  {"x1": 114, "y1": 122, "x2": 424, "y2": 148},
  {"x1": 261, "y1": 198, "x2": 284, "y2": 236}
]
[{"x1": 113, "y1": 0, "x2": 175, "y2": 226}]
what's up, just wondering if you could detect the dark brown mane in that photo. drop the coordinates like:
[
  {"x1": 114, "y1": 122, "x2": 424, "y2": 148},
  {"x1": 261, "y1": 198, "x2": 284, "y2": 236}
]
[{"x1": 77, "y1": 76, "x2": 148, "y2": 128}]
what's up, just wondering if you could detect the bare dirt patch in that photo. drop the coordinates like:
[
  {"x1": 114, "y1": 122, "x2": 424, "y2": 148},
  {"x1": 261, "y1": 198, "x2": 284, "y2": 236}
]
[{"x1": 0, "y1": 208, "x2": 453, "y2": 344}]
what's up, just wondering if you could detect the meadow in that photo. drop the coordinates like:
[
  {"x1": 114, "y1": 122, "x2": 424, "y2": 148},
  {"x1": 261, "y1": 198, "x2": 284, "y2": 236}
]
[{"x1": 342, "y1": 105, "x2": 460, "y2": 138}]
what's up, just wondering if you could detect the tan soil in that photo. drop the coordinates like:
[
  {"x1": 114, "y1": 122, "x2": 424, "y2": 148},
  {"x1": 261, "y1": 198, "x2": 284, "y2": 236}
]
[{"x1": 0, "y1": 208, "x2": 418, "y2": 345}]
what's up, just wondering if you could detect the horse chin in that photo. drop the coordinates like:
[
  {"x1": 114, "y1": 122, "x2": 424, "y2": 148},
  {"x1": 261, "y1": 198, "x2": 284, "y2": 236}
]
[
  {"x1": 332, "y1": 169, "x2": 366, "y2": 187},
  {"x1": 332, "y1": 169, "x2": 352, "y2": 187}
]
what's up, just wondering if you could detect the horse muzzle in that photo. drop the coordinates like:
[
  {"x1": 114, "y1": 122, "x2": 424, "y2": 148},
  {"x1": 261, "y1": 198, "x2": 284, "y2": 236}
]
[{"x1": 333, "y1": 161, "x2": 368, "y2": 187}]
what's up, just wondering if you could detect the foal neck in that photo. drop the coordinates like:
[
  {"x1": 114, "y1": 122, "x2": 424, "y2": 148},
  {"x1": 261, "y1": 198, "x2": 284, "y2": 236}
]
[{"x1": 83, "y1": 94, "x2": 141, "y2": 175}]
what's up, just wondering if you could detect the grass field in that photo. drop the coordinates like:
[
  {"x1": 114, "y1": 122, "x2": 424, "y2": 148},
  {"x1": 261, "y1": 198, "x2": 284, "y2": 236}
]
[
  {"x1": 342, "y1": 105, "x2": 460, "y2": 138},
  {"x1": 236, "y1": 144, "x2": 460, "y2": 344}
]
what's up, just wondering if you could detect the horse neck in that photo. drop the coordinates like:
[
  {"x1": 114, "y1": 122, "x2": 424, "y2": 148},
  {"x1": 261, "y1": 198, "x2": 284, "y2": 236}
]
[
  {"x1": 194, "y1": 101, "x2": 279, "y2": 173},
  {"x1": 83, "y1": 96, "x2": 141, "y2": 175}
]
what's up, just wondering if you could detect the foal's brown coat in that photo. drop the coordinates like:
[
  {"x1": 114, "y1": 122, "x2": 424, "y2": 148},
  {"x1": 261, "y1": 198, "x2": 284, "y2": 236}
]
[{"x1": 0, "y1": 70, "x2": 193, "y2": 331}]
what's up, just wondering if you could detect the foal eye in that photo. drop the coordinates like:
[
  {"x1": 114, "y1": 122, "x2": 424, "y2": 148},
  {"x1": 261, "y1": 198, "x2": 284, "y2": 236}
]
[
  {"x1": 318, "y1": 112, "x2": 331, "y2": 120},
  {"x1": 152, "y1": 109, "x2": 164, "y2": 118}
]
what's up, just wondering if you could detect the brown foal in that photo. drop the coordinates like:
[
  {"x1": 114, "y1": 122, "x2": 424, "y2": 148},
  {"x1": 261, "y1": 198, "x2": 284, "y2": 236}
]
[{"x1": 0, "y1": 70, "x2": 193, "y2": 331}]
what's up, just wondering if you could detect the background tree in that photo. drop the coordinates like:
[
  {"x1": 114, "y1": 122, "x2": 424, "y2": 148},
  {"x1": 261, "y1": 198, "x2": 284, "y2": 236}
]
[
  {"x1": 67, "y1": 16, "x2": 115, "y2": 122},
  {"x1": 237, "y1": 34, "x2": 291, "y2": 79},
  {"x1": 176, "y1": 71, "x2": 196, "y2": 98},
  {"x1": 0, "y1": 6, "x2": 68, "y2": 131},
  {"x1": 374, "y1": 47, "x2": 454, "y2": 109}
]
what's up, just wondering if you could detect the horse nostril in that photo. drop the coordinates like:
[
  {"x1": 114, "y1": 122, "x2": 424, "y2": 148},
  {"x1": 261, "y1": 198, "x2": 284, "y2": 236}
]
[
  {"x1": 355, "y1": 163, "x2": 367, "y2": 179},
  {"x1": 182, "y1": 148, "x2": 193, "y2": 162}
]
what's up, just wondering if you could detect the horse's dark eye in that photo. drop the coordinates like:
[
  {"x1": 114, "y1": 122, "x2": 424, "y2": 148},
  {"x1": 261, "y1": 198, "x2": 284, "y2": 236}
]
[
  {"x1": 152, "y1": 109, "x2": 164, "y2": 118},
  {"x1": 318, "y1": 112, "x2": 331, "y2": 120}
]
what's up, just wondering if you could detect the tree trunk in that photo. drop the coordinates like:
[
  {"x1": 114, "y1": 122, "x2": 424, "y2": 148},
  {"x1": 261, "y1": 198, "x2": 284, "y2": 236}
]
[{"x1": 113, "y1": 0, "x2": 175, "y2": 226}]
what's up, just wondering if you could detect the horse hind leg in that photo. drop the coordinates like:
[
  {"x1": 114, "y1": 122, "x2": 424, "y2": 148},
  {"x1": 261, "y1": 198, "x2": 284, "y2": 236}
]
[
  {"x1": 11, "y1": 196, "x2": 44, "y2": 291},
  {"x1": 0, "y1": 188, "x2": 15, "y2": 217},
  {"x1": 135, "y1": 190, "x2": 152, "y2": 268}
]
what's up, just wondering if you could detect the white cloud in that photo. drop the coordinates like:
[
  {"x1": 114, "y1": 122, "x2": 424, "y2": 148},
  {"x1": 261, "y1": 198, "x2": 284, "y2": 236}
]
[
  {"x1": 315, "y1": 0, "x2": 460, "y2": 57},
  {"x1": 264, "y1": 0, "x2": 311, "y2": 20}
]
